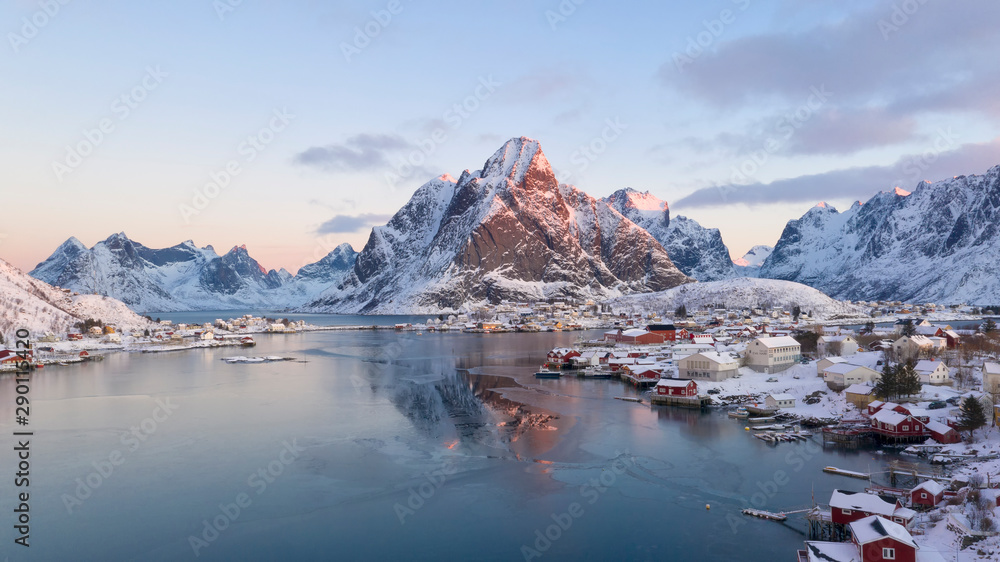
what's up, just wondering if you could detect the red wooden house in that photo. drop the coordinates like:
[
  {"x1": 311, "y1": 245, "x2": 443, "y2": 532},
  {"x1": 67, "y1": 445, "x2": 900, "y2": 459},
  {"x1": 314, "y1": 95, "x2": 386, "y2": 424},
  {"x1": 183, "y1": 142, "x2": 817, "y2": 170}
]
[
  {"x1": 850, "y1": 516, "x2": 918, "y2": 562},
  {"x1": 909, "y1": 481, "x2": 945, "y2": 509},
  {"x1": 829, "y1": 490, "x2": 915, "y2": 528},
  {"x1": 546, "y1": 348, "x2": 581, "y2": 366},
  {"x1": 646, "y1": 324, "x2": 679, "y2": 341},
  {"x1": 655, "y1": 379, "x2": 697, "y2": 397}
]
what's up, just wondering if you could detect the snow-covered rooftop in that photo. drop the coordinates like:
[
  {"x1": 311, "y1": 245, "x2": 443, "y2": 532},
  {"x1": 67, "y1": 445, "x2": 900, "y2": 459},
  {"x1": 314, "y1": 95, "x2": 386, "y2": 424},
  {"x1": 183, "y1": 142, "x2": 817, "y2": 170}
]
[{"x1": 849, "y1": 515, "x2": 916, "y2": 548}]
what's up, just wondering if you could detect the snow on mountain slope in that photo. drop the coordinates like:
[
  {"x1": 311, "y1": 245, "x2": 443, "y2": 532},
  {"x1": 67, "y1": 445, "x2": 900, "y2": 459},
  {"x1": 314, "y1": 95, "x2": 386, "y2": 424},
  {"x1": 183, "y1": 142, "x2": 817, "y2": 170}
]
[
  {"x1": 606, "y1": 277, "x2": 867, "y2": 321},
  {"x1": 29, "y1": 233, "x2": 350, "y2": 312},
  {"x1": 306, "y1": 137, "x2": 693, "y2": 313},
  {"x1": 0, "y1": 258, "x2": 154, "y2": 340},
  {"x1": 758, "y1": 165, "x2": 1000, "y2": 304},
  {"x1": 732, "y1": 245, "x2": 774, "y2": 277},
  {"x1": 603, "y1": 188, "x2": 736, "y2": 281},
  {"x1": 282, "y1": 243, "x2": 358, "y2": 304}
]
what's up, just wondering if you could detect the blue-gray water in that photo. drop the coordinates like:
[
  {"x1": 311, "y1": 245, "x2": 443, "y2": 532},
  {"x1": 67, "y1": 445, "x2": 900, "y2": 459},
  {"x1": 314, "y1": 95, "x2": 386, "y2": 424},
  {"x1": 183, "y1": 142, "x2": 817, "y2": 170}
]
[{"x1": 0, "y1": 328, "x2": 910, "y2": 561}]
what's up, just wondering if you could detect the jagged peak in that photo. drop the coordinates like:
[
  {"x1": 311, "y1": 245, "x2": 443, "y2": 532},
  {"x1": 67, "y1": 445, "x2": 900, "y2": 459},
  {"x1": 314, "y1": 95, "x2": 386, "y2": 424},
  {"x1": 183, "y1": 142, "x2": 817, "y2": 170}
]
[
  {"x1": 479, "y1": 137, "x2": 548, "y2": 184},
  {"x1": 893, "y1": 186, "x2": 911, "y2": 196},
  {"x1": 815, "y1": 201, "x2": 828, "y2": 208},
  {"x1": 605, "y1": 188, "x2": 668, "y2": 212}
]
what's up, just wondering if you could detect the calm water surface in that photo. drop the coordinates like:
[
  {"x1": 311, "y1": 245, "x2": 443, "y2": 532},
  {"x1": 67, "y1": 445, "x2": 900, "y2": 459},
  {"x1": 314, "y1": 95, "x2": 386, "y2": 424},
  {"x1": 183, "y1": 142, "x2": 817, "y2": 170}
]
[{"x1": 0, "y1": 329, "x2": 911, "y2": 561}]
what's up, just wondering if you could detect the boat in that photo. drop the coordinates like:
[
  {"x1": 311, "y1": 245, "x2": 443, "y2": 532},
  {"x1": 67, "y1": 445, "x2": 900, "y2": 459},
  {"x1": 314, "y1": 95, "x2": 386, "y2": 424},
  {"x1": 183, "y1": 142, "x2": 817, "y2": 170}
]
[
  {"x1": 578, "y1": 367, "x2": 612, "y2": 378},
  {"x1": 240, "y1": 336, "x2": 256, "y2": 347},
  {"x1": 534, "y1": 366, "x2": 561, "y2": 378},
  {"x1": 728, "y1": 406, "x2": 749, "y2": 418}
]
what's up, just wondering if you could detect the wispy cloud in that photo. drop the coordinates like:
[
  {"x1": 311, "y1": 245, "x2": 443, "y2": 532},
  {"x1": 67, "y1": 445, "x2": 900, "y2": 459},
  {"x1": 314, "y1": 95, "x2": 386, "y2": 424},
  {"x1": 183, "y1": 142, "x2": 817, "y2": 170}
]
[
  {"x1": 673, "y1": 137, "x2": 1000, "y2": 209},
  {"x1": 661, "y1": 1, "x2": 1000, "y2": 156},
  {"x1": 295, "y1": 134, "x2": 412, "y2": 172},
  {"x1": 316, "y1": 213, "x2": 393, "y2": 234}
]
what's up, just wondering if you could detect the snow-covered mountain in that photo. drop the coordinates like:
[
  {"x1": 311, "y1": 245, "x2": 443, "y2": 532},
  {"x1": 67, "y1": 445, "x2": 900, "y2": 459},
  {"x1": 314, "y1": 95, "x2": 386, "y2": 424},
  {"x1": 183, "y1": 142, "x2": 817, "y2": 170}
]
[
  {"x1": 732, "y1": 245, "x2": 773, "y2": 277},
  {"x1": 603, "y1": 188, "x2": 736, "y2": 281},
  {"x1": 0, "y1": 258, "x2": 154, "y2": 341},
  {"x1": 758, "y1": 166, "x2": 1000, "y2": 304},
  {"x1": 29, "y1": 234, "x2": 352, "y2": 312},
  {"x1": 283, "y1": 243, "x2": 358, "y2": 304},
  {"x1": 607, "y1": 277, "x2": 867, "y2": 321},
  {"x1": 305, "y1": 137, "x2": 693, "y2": 313}
]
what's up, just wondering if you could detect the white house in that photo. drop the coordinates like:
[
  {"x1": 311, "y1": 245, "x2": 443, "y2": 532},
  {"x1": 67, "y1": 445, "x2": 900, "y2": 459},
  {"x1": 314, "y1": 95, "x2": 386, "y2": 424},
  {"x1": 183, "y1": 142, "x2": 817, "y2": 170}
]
[
  {"x1": 816, "y1": 356, "x2": 848, "y2": 377},
  {"x1": 677, "y1": 352, "x2": 739, "y2": 382},
  {"x1": 200, "y1": 331, "x2": 215, "y2": 341},
  {"x1": 984, "y1": 362, "x2": 1000, "y2": 395},
  {"x1": 765, "y1": 393, "x2": 795, "y2": 409},
  {"x1": 269, "y1": 323, "x2": 286, "y2": 332},
  {"x1": 746, "y1": 336, "x2": 801, "y2": 373},
  {"x1": 822, "y1": 363, "x2": 881, "y2": 390},
  {"x1": 913, "y1": 360, "x2": 951, "y2": 385},
  {"x1": 817, "y1": 335, "x2": 859, "y2": 357},
  {"x1": 892, "y1": 335, "x2": 933, "y2": 360}
]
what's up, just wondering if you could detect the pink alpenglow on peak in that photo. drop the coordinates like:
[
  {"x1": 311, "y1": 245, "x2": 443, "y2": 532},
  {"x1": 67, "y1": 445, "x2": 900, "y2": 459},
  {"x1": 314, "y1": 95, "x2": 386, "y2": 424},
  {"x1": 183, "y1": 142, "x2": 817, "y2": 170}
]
[{"x1": 893, "y1": 186, "x2": 911, "y2": 196}]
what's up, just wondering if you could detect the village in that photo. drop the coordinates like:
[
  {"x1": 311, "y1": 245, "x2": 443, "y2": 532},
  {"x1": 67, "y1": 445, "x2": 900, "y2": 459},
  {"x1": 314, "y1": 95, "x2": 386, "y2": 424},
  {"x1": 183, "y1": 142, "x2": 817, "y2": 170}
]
[
  {"x1": 3, "y1": 296, "x2": 1000, "y2": 560},
  {"x1": 527, "y1": 309, "x2": 1000, "y2": 561}
]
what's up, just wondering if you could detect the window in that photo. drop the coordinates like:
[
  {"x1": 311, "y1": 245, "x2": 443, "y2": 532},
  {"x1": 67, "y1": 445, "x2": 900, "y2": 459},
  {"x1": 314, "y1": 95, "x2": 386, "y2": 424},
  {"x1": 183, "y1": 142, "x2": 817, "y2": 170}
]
[
  {"x1": 902, "y1": 425, "x2": 909, "y2": 431},
  {"x1": 921, "y1": 492, "x2": 927, "y2": 499},
  {"x1": 841, "y1": 509, "x2": 851, "y2": 515},
  {"x1": 883, "y1": 547, "x2": 895, "y2": 559}
]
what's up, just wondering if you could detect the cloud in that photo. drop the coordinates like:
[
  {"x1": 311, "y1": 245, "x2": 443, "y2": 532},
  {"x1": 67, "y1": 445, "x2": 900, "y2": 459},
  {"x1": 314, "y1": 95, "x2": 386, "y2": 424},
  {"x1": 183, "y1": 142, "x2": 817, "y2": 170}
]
[
  {"x1": 673, "y1": 137, "x2": 1000, "y2": 209},
  {"x1": 316, "y1": 213, "x2": 393, "y2": 234},
  {"x1": 295, "y1": 134, "x2": 412, "y2": 172},
  {"x1": 661, "y1": 2, "x2": 1000, "y2": 155}
]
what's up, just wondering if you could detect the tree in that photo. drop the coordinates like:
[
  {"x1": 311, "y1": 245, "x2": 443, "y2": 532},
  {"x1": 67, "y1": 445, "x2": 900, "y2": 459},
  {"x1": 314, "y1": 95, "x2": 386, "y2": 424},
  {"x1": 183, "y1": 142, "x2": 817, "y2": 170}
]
[
  {"x1": 792, "y1": 305, "x2": 801, "y2": 322},
  {"x1": 983, "y1": 318, "x2": 997, "y2": 334},
  {"x1": 900, "y1": 320, "x2": 916, "y2": 337},
  {"x1": 956, "y1": 396, "x2": 988, "y2": 440},
  {"x1": 863, "y1": 321, "x2": 876, "y2": 335},
  {"x1": 875, "y1": 361, "x2": 899, "y2": 401},
  {"x1": 143, "y1": 329, "x2": 151, "y2": 337},
  {"x1": 897, "y1": 362, "x2": 922, "y2": 398},
  {"x1": 674, "y1": 304, "x2": 687, "y2": 318}
]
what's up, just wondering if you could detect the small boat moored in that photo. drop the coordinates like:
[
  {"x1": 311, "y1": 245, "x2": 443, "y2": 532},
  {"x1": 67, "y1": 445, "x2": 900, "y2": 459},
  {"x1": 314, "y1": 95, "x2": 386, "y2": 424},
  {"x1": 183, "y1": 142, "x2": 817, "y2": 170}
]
[{"x1": 534, "y1": 366, "x2": 561, "y2": 378}]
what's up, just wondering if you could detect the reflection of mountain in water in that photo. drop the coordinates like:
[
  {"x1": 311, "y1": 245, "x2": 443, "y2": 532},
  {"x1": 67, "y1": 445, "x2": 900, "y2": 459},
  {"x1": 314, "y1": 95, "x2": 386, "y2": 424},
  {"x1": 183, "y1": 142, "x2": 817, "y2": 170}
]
[{"x1": 465, "y1": 374, "x2": 558, "y2": 445}]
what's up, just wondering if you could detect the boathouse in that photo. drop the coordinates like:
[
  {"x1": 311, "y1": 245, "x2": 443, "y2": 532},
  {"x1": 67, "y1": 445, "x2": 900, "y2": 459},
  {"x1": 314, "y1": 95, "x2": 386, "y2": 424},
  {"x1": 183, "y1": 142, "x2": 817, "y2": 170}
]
[
  {"x1": 829, "y1": 490, "x2": 915, "y2": 528},
  {"x1": 655, "y1": 379, "x2": 697, "y2": 397},
  {"x1": 764, "y1": 393, "x2": 795, "y2": 410},
  {"x1": 798, "y1": 515, "x2": 929, "y2": 562}
]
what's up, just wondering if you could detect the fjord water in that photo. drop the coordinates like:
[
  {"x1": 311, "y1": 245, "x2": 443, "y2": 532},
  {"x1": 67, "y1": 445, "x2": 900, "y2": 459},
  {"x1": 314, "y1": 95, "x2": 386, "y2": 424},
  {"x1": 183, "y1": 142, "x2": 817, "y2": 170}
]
[{"x1": 1, "y1": 330, "x2": 898, "y2": 561}]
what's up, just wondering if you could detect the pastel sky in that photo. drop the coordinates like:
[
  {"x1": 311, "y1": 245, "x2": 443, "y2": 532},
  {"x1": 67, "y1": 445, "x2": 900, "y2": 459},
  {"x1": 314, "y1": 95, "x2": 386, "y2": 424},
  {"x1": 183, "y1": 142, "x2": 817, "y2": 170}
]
[{"x1": 3, "y1": 0, "x2": 999, "y2": 275}]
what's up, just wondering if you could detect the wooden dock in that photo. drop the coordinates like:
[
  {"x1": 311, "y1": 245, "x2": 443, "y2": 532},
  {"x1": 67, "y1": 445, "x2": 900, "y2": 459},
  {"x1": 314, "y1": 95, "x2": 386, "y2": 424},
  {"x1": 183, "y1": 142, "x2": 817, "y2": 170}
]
[
  {"x1": 823, "y1": 466, "x2": 871, "y2": 480},
  {"x1": 649, "y1": 394, "x2": 711, "y2": 408}
]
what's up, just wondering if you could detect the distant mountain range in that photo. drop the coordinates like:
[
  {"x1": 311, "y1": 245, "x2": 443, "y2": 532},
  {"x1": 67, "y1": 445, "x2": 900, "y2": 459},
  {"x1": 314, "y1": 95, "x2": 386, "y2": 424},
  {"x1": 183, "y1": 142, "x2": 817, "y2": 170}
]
[
  {"x1": 30, "y1": 234, "x2": 357, "y2": 312},
  {"x1": 25, "y1": 138, "x2": 1000, "y2": 312},
  {"x1": 758, "y1": 166, "x2": 1000, "y2": 304}
]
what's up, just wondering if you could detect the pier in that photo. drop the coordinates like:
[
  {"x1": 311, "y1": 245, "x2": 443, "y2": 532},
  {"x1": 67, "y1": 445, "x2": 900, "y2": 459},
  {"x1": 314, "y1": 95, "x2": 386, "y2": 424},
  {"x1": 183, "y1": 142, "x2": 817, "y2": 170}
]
[{"x1": 649, "y1": 393, "x2": 711, "y2": 408}]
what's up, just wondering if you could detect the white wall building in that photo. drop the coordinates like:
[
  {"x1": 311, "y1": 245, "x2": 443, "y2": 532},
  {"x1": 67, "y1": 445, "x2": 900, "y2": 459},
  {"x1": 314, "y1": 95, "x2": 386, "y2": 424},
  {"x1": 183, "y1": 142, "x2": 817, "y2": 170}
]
[
  {"x1": 746, "y1": 336, "x2": 801, "y2": 373},
  {"x1": 678, "y1": 352, "x2": 739, "y2": 382}
]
